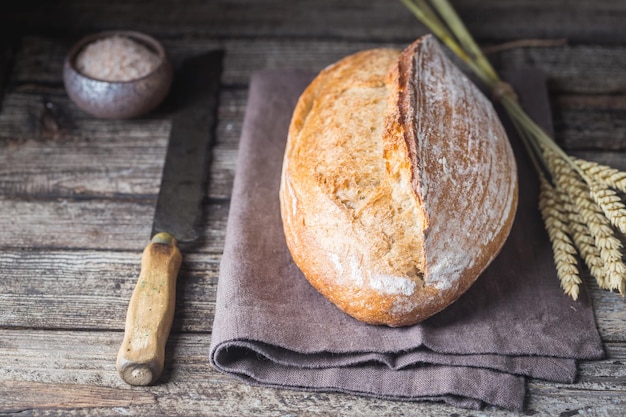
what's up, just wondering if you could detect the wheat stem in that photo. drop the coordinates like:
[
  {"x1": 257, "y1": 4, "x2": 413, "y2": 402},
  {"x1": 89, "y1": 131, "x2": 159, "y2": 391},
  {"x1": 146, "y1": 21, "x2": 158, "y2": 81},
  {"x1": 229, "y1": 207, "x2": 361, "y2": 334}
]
[
  {"x1": 429, "y1": 0, "x2": 500, "y2": 83},
  {"x1": 400, "y1": 0, "x2": 493, "y2": 87}
]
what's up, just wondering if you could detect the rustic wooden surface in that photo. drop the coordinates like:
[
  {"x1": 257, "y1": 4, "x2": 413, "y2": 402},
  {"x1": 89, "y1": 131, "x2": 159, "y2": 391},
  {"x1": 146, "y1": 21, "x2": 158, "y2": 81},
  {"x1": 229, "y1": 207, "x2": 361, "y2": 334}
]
[{"x1": 1, "y1": 1, "x2": 626, "y2": 416}]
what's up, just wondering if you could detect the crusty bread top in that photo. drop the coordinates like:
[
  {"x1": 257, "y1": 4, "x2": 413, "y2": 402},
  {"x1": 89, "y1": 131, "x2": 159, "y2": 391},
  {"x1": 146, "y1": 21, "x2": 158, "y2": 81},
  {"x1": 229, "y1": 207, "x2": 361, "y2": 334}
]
[{"x1": 280, "y1": 35, "x2": 518, "y2": 326}]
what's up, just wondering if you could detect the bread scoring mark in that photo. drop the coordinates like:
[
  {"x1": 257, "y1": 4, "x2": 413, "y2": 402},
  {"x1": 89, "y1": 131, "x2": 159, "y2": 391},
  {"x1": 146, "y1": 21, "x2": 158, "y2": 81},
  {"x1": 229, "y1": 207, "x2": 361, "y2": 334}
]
[{"x1": 407, "y1": 36, "x2": 517, "y2": 291}]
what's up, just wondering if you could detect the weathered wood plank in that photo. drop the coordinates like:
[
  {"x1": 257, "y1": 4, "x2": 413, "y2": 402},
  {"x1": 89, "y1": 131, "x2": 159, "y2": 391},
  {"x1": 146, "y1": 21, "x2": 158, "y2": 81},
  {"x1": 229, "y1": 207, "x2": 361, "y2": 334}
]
[
  {"x1": 555, "y1": 95, "x2": 626, "y2": 150},
  {"x1": 0, "y1": 118, "x2": 168, "y2": 199},
  {"x1": 0, "y1": 196, "x2": 229, "y2": 253},
  {"x1": 1, "y1": 330, "x2": 624, "y2": 416},
  {"x1": 576, "y1": 344, "x2": 626, "y2": 387},
  {"x1": 5, "y1": 0, "x2": 626, "y2": 44},
  {"x1": 0, "y1": 381, "x2": 156, "y2": 413},
  {"x1": 194, "y1": 42, "x2": 626, "y2": 95},
  {"x1": 0, "y1": 88, "x2": 239, "y2": 200},
  {"x1": 0, "y1": 87, "x2": 171, "y2": 141},
  {"x1": 215, "y1": 88, "x2": 248, "y2": 144},
  {"x1": 0, "y1": 196, "x2": 152, "y2": 249},
  {"x1": 495, "y1": 45, "x2": 626, "y2": 94},
  {"x1": 578, "y1": 278, "x2": 626, "y2": 343},
  {"x1": 0, "y1": 250, "x2": 219, "y2": 332}
]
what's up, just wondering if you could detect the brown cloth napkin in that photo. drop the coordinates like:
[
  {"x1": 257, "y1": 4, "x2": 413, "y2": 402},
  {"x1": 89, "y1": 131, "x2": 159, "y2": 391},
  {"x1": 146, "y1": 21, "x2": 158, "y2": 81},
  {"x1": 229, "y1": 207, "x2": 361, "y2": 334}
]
[{"x1": 209, "y1": 69, "x2": 604, "y2": 411}]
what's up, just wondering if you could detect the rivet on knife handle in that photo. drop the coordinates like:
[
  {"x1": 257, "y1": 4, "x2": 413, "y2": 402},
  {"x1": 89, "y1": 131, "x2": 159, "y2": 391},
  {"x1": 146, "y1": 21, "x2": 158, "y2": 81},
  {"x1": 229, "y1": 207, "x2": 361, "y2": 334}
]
[{"x1": 116, "y1": 232, "x2": 182, "y2": 386}]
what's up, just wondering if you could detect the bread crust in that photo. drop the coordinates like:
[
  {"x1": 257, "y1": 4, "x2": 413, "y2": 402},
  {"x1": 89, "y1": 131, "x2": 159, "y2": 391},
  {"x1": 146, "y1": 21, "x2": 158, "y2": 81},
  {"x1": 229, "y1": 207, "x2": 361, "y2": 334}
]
[{"x1": 279, "y1": 35, "x2": 518, "y2": 327}]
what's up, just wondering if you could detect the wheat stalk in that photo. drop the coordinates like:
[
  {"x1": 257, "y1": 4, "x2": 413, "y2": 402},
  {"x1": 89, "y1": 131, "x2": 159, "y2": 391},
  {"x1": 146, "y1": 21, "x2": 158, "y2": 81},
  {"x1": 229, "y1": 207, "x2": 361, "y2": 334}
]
[{"x1": 401, "y1": 0, "x2": 626, "y2": 299}]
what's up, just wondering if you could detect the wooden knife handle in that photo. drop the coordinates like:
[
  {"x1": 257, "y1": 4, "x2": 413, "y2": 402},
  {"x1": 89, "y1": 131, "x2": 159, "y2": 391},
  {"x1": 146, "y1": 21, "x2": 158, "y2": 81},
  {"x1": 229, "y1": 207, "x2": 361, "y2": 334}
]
[{"x1": 116, "y1": 232, "x2": 182, "y2": 386}]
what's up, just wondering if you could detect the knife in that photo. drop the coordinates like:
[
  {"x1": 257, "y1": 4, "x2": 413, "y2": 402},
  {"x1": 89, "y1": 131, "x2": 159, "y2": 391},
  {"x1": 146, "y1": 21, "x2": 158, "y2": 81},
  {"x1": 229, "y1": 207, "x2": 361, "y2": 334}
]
[{"x1": 116, "y1": 50, "x2": 223, "y2": 386}]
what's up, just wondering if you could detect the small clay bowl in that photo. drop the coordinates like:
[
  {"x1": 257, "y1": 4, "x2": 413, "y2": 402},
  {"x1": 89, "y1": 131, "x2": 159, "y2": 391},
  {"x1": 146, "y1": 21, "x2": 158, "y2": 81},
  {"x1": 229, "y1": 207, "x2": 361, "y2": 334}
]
[{"x1": 63, "y1": 30, "x2": 173, "y2": 119}]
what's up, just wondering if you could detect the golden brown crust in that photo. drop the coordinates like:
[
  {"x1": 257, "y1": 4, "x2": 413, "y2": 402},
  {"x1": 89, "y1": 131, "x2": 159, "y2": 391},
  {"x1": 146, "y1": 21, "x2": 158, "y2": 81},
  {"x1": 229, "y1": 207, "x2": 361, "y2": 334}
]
[{"x1": 279, "y1": 35, "x2": 518, "y2": 327}]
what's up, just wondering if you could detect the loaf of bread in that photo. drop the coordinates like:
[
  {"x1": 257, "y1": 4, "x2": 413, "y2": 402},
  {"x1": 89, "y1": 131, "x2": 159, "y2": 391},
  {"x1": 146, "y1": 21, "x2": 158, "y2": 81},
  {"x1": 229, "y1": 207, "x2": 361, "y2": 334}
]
[{"x1": 279, "y1": 35, "x2": 518, "y2": 327}]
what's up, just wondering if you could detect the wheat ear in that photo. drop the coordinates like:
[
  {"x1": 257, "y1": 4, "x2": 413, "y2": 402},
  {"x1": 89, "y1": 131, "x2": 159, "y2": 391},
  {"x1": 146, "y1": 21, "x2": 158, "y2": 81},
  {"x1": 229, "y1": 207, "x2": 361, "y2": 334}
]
[
  {"x1": 558, "y1": 187, "x2": 608, "y2": 289},
  {"x1": 538, "y1": 175, "x2": 581, "y2": 299},
  {"x1": 589, "y1": 182, "x2": 626, "y2": 235},
  {"x1": 575, "y1": 158, "x2": 626, "y2": 194},
  {"x1": 545, "y1": 150, "x2": 626, "y2": 294}
]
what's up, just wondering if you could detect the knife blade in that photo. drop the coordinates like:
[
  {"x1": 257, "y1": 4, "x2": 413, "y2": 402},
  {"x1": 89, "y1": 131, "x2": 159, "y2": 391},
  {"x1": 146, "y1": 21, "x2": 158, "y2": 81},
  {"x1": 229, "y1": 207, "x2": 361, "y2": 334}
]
[{"x1": 116, "y1": 50, "x2": 223, "y2": 386}]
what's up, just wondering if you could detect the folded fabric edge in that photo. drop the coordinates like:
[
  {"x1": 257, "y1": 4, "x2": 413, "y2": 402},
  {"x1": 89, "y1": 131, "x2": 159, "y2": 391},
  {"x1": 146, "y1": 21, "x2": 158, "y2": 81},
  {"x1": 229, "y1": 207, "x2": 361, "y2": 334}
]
[
  {"x1": 210, "y1": 337, "x2": 577, "y2": 383},
  {"x1": 210, "y1": 340, "x2": 526, "y2": 411}
]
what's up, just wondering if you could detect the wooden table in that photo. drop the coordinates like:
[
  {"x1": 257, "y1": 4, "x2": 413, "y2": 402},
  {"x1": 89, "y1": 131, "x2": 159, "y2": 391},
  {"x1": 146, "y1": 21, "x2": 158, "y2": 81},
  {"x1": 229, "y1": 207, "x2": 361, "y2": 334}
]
[{"x1": 1, "y1": 1, "x2": 625, "y2": 415}]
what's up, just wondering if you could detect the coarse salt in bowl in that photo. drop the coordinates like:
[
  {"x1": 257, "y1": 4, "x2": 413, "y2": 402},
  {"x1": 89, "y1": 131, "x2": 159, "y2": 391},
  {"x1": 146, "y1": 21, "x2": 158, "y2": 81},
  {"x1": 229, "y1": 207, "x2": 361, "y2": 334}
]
[
  {"x1": 75, "y1": 35, "x2": 162, "y2": 82},
  {"x1": 63, "y1": 31, "x2": 173, "y2": 119}
]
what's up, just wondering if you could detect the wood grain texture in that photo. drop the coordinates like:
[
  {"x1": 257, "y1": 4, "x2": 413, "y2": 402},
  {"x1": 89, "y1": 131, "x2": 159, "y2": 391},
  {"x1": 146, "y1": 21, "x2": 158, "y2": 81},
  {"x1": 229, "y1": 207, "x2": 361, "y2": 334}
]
[
  {"x1": 0, "y1": 89, "x2": 237, "y2": 199},
  {"x1": 0, "y1": 249, "x2": 219, "y2": 331},
  {"x1": 0, "y1": 197, "x2": 228, "y2": 252},
  {"x1": 2, "y1": 0, "x2": 626, "y2": 415},
  {"x1": 0, "y1": 381, "x2": 156, "y2": 413}
]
